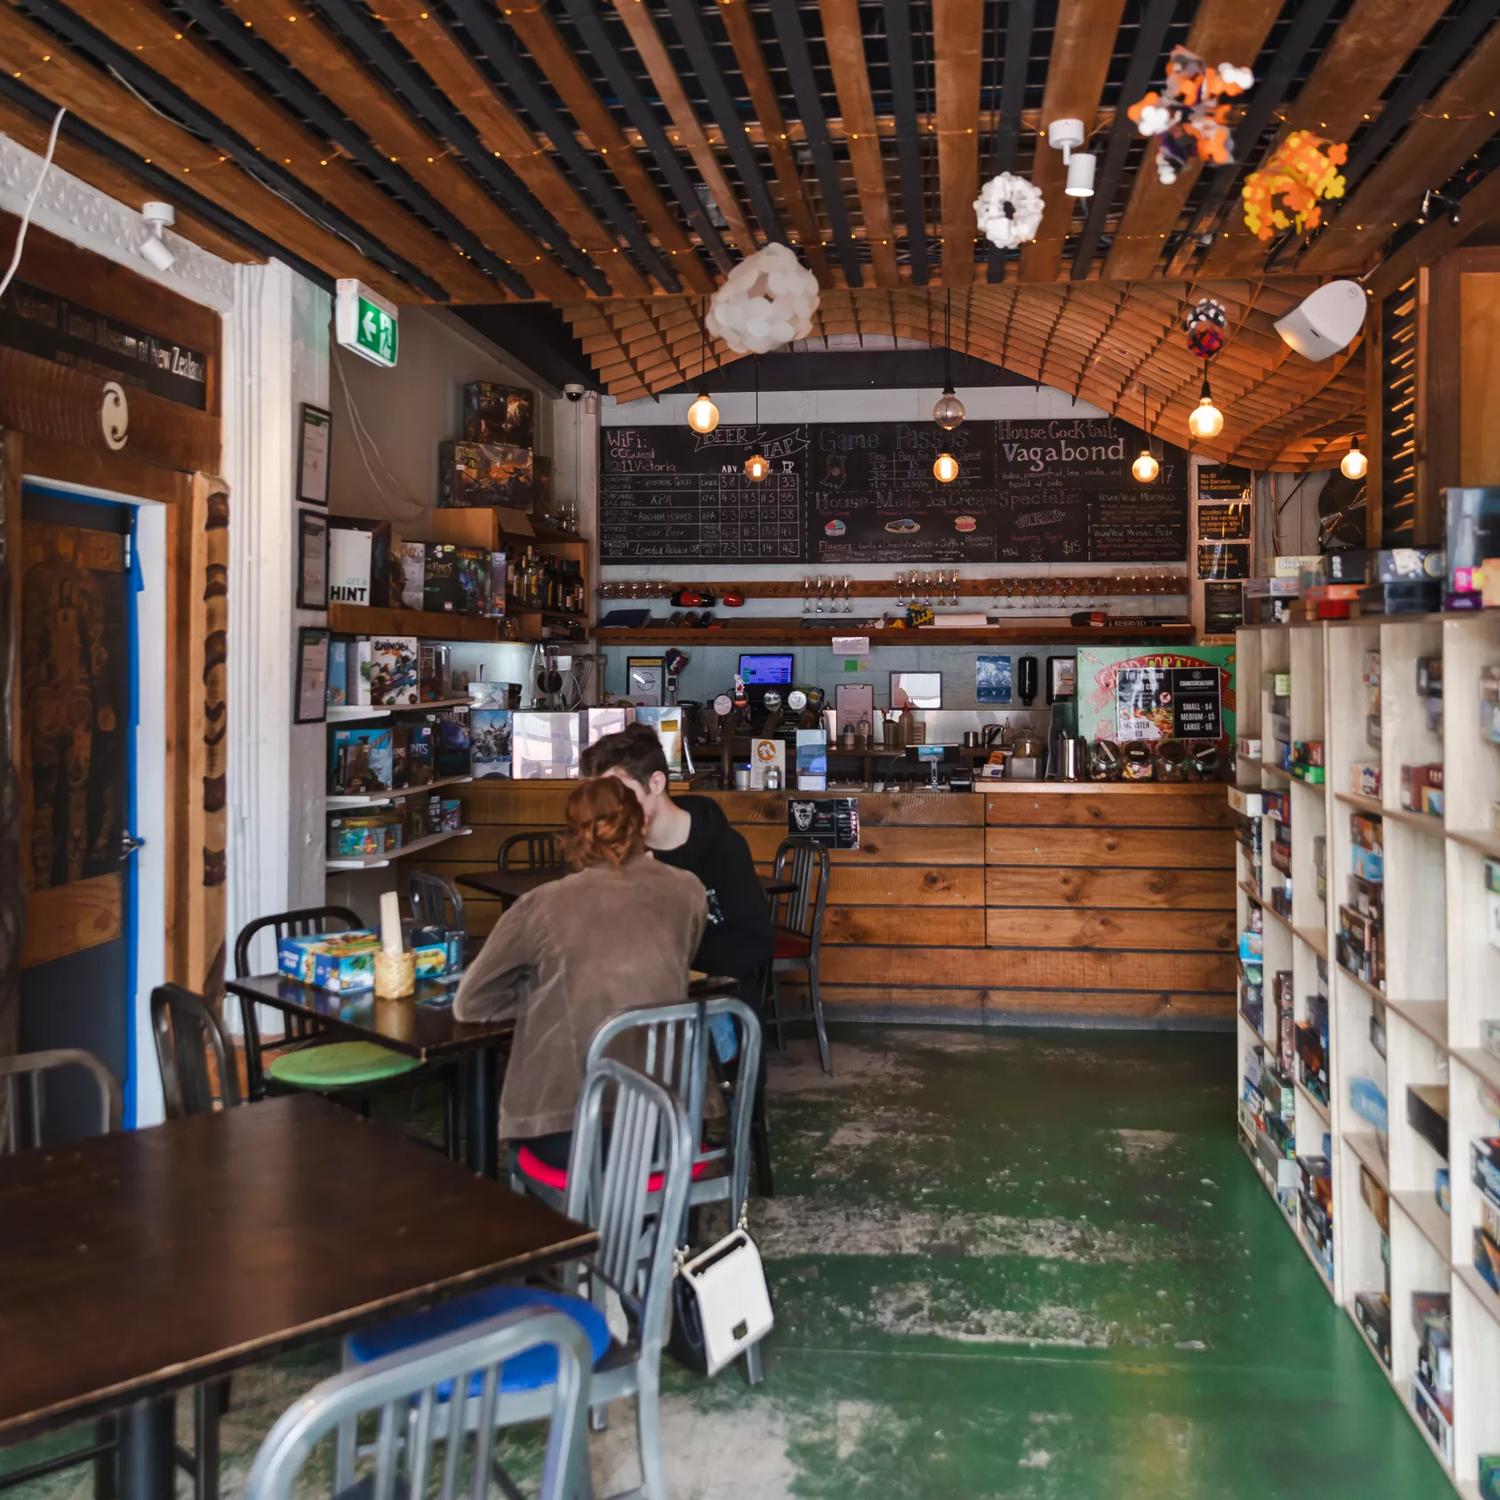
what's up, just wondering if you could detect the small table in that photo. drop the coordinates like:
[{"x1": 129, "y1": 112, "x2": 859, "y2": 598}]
[
  {"x1": 224, "y1": 973, "x2": 512, "y2": 1178},
  {"x1": 0, "y1": 1095, "x2": 594, "y2": 1500}
]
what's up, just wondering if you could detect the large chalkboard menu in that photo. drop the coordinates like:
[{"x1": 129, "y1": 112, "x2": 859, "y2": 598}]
[{"x1": 600, "y1": 417, "x2": 1188, "y2": 565}]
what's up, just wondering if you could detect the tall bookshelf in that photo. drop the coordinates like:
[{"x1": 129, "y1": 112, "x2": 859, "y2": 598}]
[{"x1": 1232, "y1": 613, "x2": 1500, "y2": 1497}]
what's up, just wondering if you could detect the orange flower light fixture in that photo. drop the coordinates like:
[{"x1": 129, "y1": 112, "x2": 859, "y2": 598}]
[{"x1": 1242, "y1": 132, "x2": 1348, "y2": 242}]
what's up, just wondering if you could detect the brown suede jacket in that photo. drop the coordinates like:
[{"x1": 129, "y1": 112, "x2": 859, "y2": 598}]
[{"x1": 453, "y1": 854, "x2": 707, "y2": 1140}]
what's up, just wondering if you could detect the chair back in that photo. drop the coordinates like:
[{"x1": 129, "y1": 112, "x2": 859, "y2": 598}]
[
  {"x1": 0, "y1": 1049, "x2": 119, "y2": 1154},
  {"x1": 151, "y1": 984, "x2": 242, "y2": 1119},
  {"x1": 564, "y1": 1060, "x2": 692, "y2": 1359},
  {"x1": 246, "y1": 1307, "x2": 591, "y2": 1500},
  {"x1": 233, "y1": 905, "x2": 362, "y2": 979},
  {"x1": 407, "y1": 871, "x2": 464, "y2": 935},
  {"x1": 586, "y1": 996, "x2": 761, "y2": 1219},
  {"x1": 496, "y1": 831, "x2": 564, "y2": 871},
  {"x1": 771, "y1": 836, "x2": 831, "y2": 944}
]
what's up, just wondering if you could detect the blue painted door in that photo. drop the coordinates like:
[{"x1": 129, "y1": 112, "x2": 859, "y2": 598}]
[{"x1": 18, "y1": 488, "x2": 139, "y2": 1138}]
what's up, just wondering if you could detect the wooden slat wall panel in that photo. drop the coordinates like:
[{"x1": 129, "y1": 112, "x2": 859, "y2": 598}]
[
  {"x1": 428, "y1": 783, "x2": 1234, "y2": 1029},
  {"x1": 984, "y1": 826, "x2": 1237, "y2": 868}
]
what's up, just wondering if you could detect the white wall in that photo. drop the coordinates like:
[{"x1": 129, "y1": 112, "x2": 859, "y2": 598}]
[{"x1": 328, "y1": 307, "x2": 555, "y2": 522}]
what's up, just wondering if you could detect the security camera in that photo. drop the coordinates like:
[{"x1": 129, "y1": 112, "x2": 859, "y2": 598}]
[
  {"x1": 140, "y1": 201, "x2": 175, "y2": 272},
  {"x1": 563, "y1": 383, "x2": 587, "y2": 402}
]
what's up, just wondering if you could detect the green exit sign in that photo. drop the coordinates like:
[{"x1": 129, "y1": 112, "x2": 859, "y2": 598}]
[{"x1": 335, "y1": 279, "x2": 399, "y2": 368}]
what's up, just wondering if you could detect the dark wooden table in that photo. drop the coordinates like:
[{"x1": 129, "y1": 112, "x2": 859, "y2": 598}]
[
  {"x1": 458, "y1": 867, "x2": 799, "y2": 903},
  {"x1": 224, "y1": 974, "x2": 513, "y2": 1178},
  {"x1": 0, "y1": 1095, "x2": 594, "y2": 1500}
]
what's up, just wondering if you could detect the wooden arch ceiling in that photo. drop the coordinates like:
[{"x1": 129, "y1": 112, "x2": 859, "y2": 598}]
[{"x1": 2, "y1": 0, "x2": 1497, "y2": 466}]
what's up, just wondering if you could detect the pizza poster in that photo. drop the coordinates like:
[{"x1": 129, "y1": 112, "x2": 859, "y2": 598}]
[{"x1": 1075, "y1": 646, "x2": 1235, "y2": 745}]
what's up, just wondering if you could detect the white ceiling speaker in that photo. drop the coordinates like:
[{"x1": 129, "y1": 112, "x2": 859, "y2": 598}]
[
  {"x1": 1047, "y1": 118, "x2": 1096, "y2": 199},
  {"x1": 140, "y1": 201, "x2": 175, "y2": 273},
  {"x1": 1274, "y1": 280, "x2": 1368, "y2": 362}
]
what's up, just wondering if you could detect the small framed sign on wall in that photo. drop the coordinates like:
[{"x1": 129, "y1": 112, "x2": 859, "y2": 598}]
[
  {"x1": 296, "y1": 509, "x2": 328, "y2": 610},
  {"x1": 298, "y1": 403, "x2": 331, "y2": 506}
]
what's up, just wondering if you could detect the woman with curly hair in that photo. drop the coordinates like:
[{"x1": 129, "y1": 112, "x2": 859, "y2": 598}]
[{"x1": 454, "y1": 775, "x2": 706, "y2": 1171}]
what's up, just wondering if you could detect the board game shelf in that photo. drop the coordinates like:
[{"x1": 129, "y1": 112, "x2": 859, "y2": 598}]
[
  {"x1": 1232, "y1": 612, "x2": 1500, "y2": 1497},
  {"x1": 325, "y1": 825, "x2": 473, "y2": 872}
]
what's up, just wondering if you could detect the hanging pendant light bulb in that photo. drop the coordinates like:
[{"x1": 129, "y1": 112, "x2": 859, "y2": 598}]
[
  {"x1": 686, "y1": 294, "x2": 719, "y2": 434},
  {"x1": 932, "y1": 290, "x2": 966, "y2": 430},
  {"x1": 1132, "y1": 384, "x2": 1160, "y2": 484},
  {"x1": 745, "y1": 354, "x2": 768, "y2": 481},
  {"x1": 1340, "y1": 436, "x2": 1368, "y2": 481},
  {"x1": 934, "y1": 451, "x2": 960, "y2": 484},
  {"x1": 1187, "y1": 372, "x2": 1224, "y2": 440}
]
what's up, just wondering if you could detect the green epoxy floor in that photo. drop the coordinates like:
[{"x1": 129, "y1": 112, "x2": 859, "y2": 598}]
[{"x1": 3, "y1": 1027, "x2": 1450, "y2": 1498}]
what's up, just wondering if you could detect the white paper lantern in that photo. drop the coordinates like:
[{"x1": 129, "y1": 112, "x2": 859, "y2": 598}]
[
  {"x1": 973, "y1": 172, "x2": 1045, "y2": 251},
  {"x1": 706, "y1": 243, "x2": 820, "y2": 355}
]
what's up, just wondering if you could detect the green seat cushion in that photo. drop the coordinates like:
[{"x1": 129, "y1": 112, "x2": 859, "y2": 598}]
[{"x1": 267, "y1": 1040, "x2": 421, "y2": 1090}]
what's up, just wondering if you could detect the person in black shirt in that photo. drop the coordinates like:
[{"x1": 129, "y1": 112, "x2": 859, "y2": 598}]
[{"x1": 582, "y1": 724, "x2": 773, "y2": 1056}]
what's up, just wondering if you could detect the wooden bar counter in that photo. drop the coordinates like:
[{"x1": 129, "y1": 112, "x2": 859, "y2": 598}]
[{"x1": 415, "y1": 781, "x2": 1236, "y2": 1029}]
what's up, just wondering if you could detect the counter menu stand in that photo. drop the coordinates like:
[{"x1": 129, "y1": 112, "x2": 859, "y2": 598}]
[{"x1": 1231, "y1": 613, "x2": 1500, "y2": 1497}]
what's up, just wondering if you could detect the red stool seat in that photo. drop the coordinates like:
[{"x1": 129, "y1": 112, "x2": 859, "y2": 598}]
[
  {"x1": 774, "y1": 931, "x2": 812, "y2": 960},
  {"x1": 517, "y1": 1145, "x2": 709, "y2": 1192}
]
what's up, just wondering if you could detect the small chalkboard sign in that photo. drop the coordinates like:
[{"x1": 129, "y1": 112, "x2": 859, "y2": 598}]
[{"x1": 787, "y1": 796, "x2": 860, "y2": 849}]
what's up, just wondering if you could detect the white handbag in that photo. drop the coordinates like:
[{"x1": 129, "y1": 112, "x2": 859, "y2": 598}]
[{"x1": 672, "y1": 1222, "x2": 775, "y2": 1377}]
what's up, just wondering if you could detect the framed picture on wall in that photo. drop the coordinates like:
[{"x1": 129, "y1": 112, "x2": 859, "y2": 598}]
[
  {"x1": 296, "y1": 509, "x2": 328, "y2": 610},
  {"x1": 294, "y1": 626, "x2": 330, "y2": 724},
  {"x1": 298, "y1": 403, "x2": 331, "y2": 506}
]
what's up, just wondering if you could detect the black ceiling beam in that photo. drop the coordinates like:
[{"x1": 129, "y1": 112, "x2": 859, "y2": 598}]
[
  {"x1": 163, "y1": 0, "x2": 533, "y2": 296},
  {"x1": 662, "y1": 0, "x2": 785, "y2": 249},
  {"x1": 557, "y1": 0, "x2": 733, "y2": 271},
  {"x1": 767, "y1": 0, "x2": 863, "y2": 287},
  {"x1": 1169, "y1": 0, "x2": 1341, "y2": 270},
  {"x1": 881, "y1": 0, "x2": 930, "y2": 285},
  {"x1": 1069, "y1": 0, "x2": 1178, "y2": 279},
  {"x1": 985, "y1": 0, "x2": 1035, "y2": 283},
  {"x1": 311, "y1": 0, "x2": 611, "y2": 296},
  {"x1": 1275, "y1": 0, "x2": 1500, "y2": 270},
  {"x1": 0, "y1": 73, "x2": 336, "y2": 289},
  {"x1": 16, "y1": 0, "x2": 463, "y2": 299},
  {"x1": 440, "y1": 0, "x2": 683, "y2": 294}
]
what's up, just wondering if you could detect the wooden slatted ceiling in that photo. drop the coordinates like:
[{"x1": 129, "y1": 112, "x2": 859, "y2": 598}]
[
  {"x1": 0, "y1": 95, "x2": 255, "y2": 264},
  {"x1": 499, "y1": 2, "x2": 713, "y2": 294},
  {"x1": 1019, "y1": 0, "x2": 1127, "y2": 284},
  {"x1": 1103, "y1": 0, "x2": 1284, "y2": 282},
  {"x1": 1194, "y1": 0, "x2": 1458, "y2": 278},
  {"x1": 375, "y1": 1, "x2": 649, "y2": 298},
  {"x1": 0, "y1": 4, "x2": 415, "y2": 302},
  {"x1": 932, "y1": 0, "x2": 986, "y2": 287},
  {"x1": 610, "y1": 0, "x2": 757, "y2": 259},
  {"x1": 562, "y1": 280, "x2": 1364, "y2": 471},
  {"x1": 107, "y1": 0, "x2": 494, "y2": 303},
  {"x1": 820, "y1": 0, "x2": 899, "y2": 286},
  {"x1": 1297, "y1": 23, "x2": 1500, "y2": 275},
  {"x1": 2, "y1": 0, "x2": 1496, "y2": 310},
  {"x1": 717, "y1": 0, "x2": 832, "y2": 285}
]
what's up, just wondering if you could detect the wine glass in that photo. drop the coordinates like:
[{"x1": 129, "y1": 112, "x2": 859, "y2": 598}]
[
  {"x1": 842, "y1": 575, "x2": 853, "y2": 613},
  {"x1": 814, "y1": 575, "x2": 825, "y2": 613},
  {"x1": 802, "y1": 575, "x2": 812, "y2": 615},
  {"x1": 895, "y1": 570, "x2": 907, "y2": 609}
]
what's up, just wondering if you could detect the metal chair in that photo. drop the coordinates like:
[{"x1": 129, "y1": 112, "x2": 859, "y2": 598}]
[
  {"x1": 0, "y1": 1047, "x2": 120, "y2": 1151},
  {"x1": 765, "y1": 836, "x2": 833, "y2": 1074},
  {"x1": 496, "y1": 830, "x2": 565, "y2": 871},
  {"x1": 248, "y1": 1309, "x2": 592, "y2": 1500},
  {"x1": 407, "y1": 869, "x2": 466, "y2": 934},
  {"x1": 0, "y1": 1050, "x2": 121, "y2": 1499},
  {"x1": 347, "y1": 1061, "x2": 693, "y2": 1500},
  {"x1": 151, "y1": 984, "x2": 242, "y2": 1119},
  {"x1": 232, "y1": 905, "x2": 361, "y2": 1099}
]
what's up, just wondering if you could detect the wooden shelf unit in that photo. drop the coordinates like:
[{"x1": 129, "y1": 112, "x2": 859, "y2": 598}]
[{"x1": 1231, "y1": 611, "x2": 1500, "y2": 1496}]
